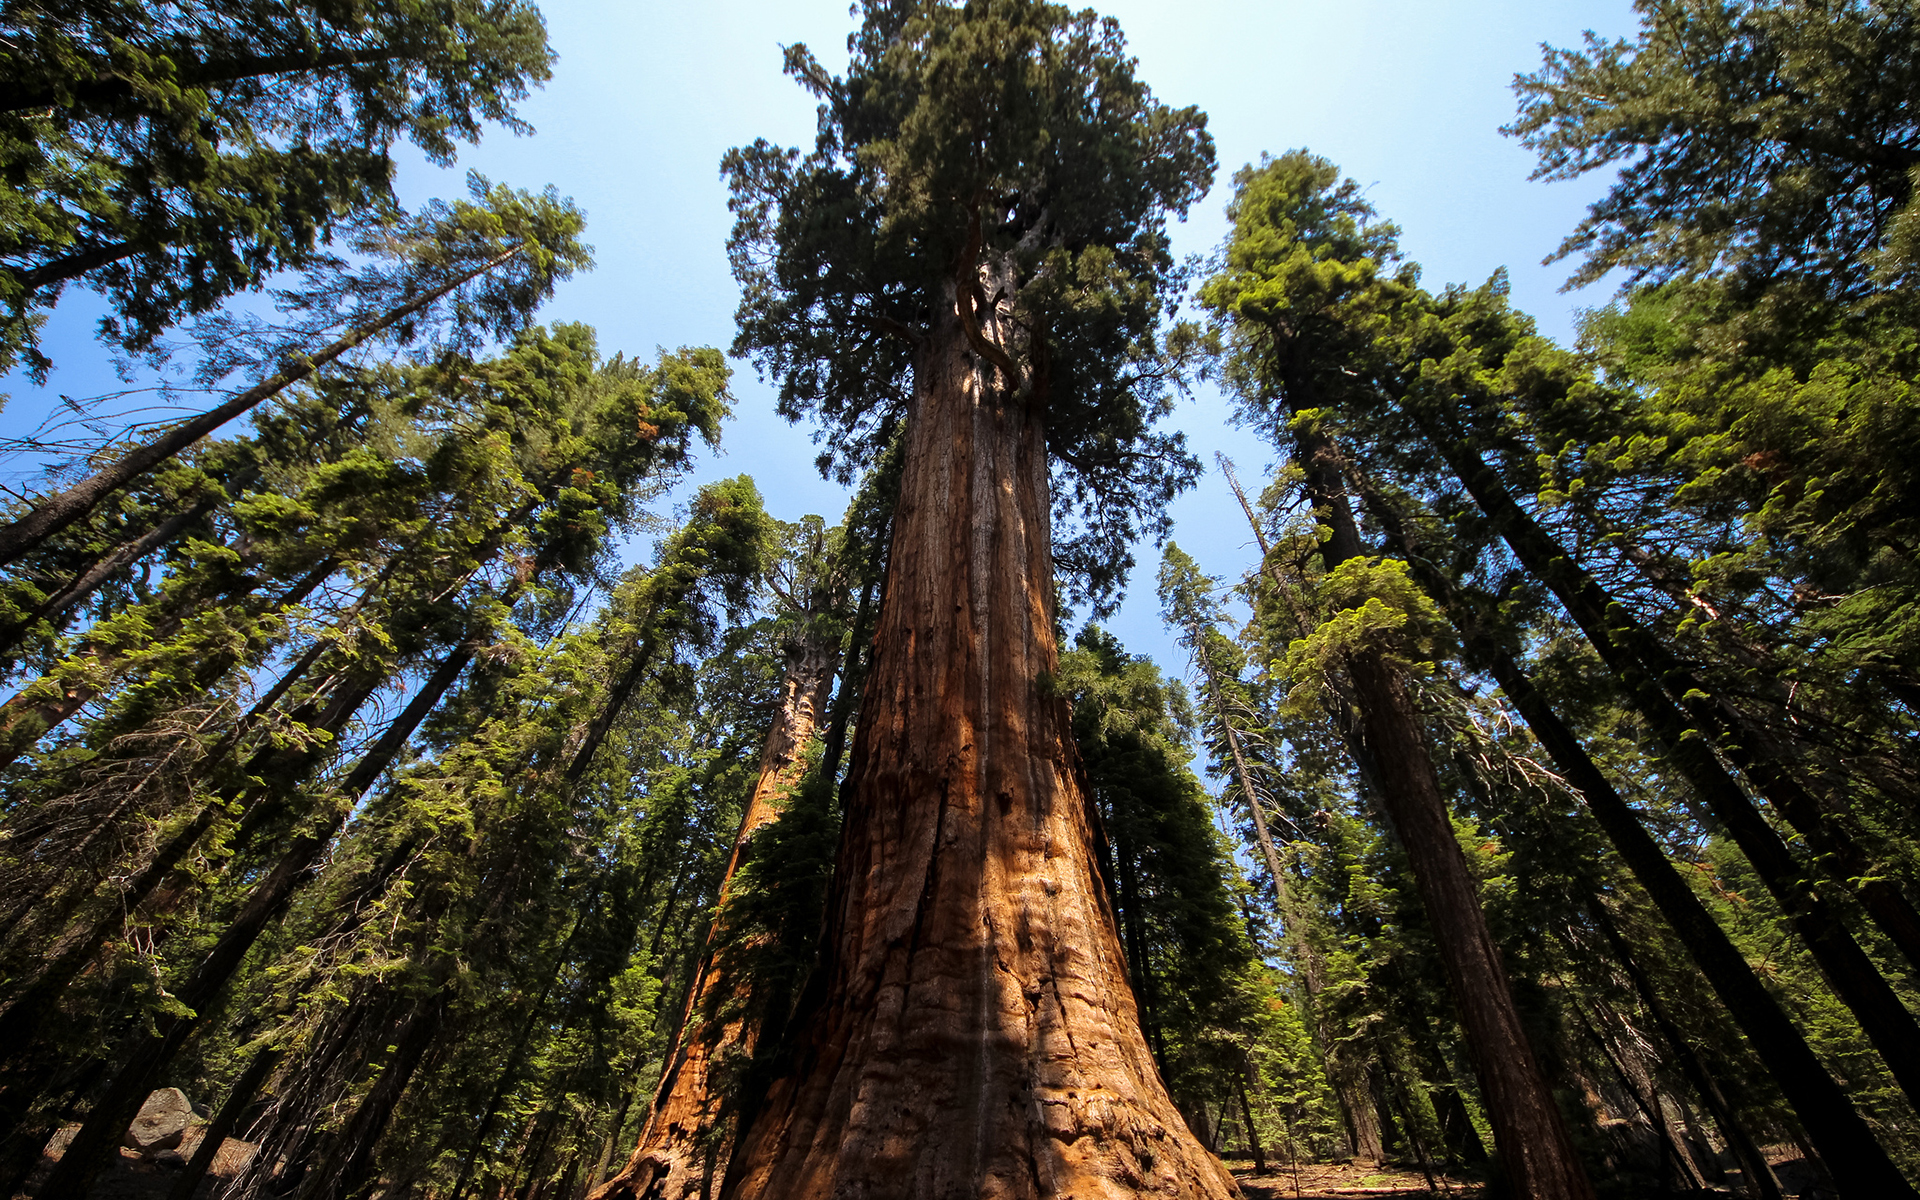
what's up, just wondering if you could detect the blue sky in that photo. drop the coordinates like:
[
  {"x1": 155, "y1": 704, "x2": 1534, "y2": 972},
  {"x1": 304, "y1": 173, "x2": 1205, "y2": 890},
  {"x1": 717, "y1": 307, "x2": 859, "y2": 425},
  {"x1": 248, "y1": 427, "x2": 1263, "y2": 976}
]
[{"x1": 4, "y1": 0, "x2": 1639, "y2": 683}]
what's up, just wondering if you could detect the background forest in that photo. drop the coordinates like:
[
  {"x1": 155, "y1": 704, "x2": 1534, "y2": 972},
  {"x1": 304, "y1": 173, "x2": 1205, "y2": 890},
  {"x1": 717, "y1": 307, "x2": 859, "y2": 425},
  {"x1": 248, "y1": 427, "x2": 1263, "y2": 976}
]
[{"x1": 3, "y1": 1, "x2": 1919, "y2": 1199}]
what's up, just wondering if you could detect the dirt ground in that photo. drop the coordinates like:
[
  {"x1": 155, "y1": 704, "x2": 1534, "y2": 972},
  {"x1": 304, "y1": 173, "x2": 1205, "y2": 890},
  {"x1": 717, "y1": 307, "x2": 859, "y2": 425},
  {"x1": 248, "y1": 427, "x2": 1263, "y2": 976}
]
[
  {"x1": 1225, "y1": 1159, "x2": 1485, "y2": 1198},
  {"x1": 21, "y1": 1140, "x2": 1834, "y2": 1200},
  {"x1": 1224, "y1": 1151, "x2": 1836, "y2": 1199}
]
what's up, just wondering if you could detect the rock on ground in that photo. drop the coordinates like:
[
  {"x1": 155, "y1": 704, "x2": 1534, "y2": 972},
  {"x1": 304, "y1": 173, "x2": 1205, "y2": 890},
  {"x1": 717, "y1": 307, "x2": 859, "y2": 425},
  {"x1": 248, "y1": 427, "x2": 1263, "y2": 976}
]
[{"x1": 122, "y1": 1090, "x2": 193, "y2": 1156}]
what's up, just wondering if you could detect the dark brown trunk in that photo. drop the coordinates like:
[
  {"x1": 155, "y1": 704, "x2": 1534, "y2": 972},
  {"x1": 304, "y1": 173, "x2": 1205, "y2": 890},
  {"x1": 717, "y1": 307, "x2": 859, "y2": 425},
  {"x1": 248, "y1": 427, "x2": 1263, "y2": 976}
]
[
  {"x1": 1563, "y1": 993, "x2": 1702, "y2": 1193},
  {"x1": 1, "y1": 44, "x2": 412, "y2": 115},
  {"x1": 1499, "y1": 649, "x2": 1909, "y2": 1194},
  {"x1": 1339, "y1": 1078, "x2": 1387, "y2": 1166},
  {"x1": 30, "y1": 641, "x2": 474, "y2": 1200},
  {"x1": 720, "y1": 275, "x2": 1235, "y2": 1198},
  {"x1": 591, "y1": 631, "x2": 839, "y2": 1200},
  {"x1": 1351, "y1": 474, "x2": 1920, "y2": 1190},
  {"x1": 0, "y1": 552, "x2": 328, "y2": 769},
  {"x1": 1290, "y1": 427, "x2": 1595, "y2": 1200},
  {"x1": 1580, "y1": 517, "x2": 1920, "y2": 974},
  {"x1": 311, "y1": 995, "x2": 448, "y2": 1200},
  {"x1": 0, "y1": 638, "x2": 377, "y2": 1071},
  {"x1": 1236, "y1": 1067, "x2": 1267, "y2": 1175},
  {"x1": 1218, "y1": 457, "x2": 1400, "y2": 1168},
  {"x1": 0, "y1": 487, "x2": 223, "y2": 665},
  {"x1": 1358, "y1": 477, "x2": 1917, "y2": 1197},
  {"x1": 818, "y1": 573, "x2": 878, "y2": 786},
  {"x1": 1579, "y1": 904, "x2": 1783, "y2": 1200},
  {"x1": 1113, "y1": 828, "x2": 1168, "y2": 1070}
]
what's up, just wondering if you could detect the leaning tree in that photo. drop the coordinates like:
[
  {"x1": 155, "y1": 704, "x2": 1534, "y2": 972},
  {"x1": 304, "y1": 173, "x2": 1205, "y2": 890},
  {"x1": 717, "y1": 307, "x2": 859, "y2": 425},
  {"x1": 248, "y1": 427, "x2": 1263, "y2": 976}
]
[{"x1": 658, "y1": 1, "x2": 1225, "y2": 1195}]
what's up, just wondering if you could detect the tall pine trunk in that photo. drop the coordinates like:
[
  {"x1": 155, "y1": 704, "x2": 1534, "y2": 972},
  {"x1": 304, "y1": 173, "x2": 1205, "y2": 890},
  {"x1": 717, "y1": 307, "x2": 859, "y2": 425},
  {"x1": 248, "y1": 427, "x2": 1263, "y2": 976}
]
[
  {"x1": 1290, "y1": 426, "x2": 1595, "y2": 1200},
  {"x1": 0, "y1": 485, "x2": 224, "y2": 666},
  {"x1": 721, "y1": 278, "x2": 1234, "y2": 1199},
  {"x1": 592, "y1": 628, "x2": 839, "y2": 1200},
  {"x1": 1488, "y1": 650, "x2": 1914, "y2": 1196},
  {"x1": 0, "y1": 245, "x2": 524, "y2": 569},
  {"x1": 29, "y1": 641, "x2": 476, "y2": 1200},
  {"x1": 1419, "y1": 423, "x2": 1920, "y2": 1111},
  {"x1": 1356, "y1": 480, "x2": 1919, "y2": 1196}
]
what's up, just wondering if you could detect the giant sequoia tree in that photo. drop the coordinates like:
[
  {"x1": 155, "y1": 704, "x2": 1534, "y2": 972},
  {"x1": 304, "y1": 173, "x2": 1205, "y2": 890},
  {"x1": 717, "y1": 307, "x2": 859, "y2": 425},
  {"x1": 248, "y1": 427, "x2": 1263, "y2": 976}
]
[{"x1": 705, "y1": 2, "x2": 1225, "y2": 1195}]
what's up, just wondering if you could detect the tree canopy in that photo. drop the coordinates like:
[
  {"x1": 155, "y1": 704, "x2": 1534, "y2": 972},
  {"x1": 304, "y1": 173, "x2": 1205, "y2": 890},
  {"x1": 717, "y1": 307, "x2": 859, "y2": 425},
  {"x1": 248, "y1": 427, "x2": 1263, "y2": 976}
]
[{"x1": 722, "y1": 0, "x2": 1213, "y2": 608}]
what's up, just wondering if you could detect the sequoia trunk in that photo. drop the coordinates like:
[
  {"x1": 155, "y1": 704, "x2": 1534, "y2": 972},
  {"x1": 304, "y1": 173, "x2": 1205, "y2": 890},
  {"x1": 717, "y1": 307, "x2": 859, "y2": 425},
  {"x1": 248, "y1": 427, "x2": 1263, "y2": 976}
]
[
  {"x1": 721, "y1": 280, "x2": 1235, "y2": 1199},
  {"x1": 593, "y1": 629, "x2": 839, "y2": 1200}
]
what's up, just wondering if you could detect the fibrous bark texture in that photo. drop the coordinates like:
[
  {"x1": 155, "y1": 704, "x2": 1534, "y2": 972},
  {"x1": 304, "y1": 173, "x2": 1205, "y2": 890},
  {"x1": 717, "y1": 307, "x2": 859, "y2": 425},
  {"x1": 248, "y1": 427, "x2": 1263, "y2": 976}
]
[
  {"x1": 594, "y1": 632, "x2": 839, "y2": 1200},
  {"x1": 721, "y1": 282, "x2": 1237, "y2": 1200}
]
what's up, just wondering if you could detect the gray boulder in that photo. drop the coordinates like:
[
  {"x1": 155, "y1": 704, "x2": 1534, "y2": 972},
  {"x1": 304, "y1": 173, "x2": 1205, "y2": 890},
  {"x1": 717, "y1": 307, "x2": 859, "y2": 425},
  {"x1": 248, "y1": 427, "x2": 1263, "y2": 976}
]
[{"x1": 124, "y1": 1088, "x2": 194, "y2": 1155}]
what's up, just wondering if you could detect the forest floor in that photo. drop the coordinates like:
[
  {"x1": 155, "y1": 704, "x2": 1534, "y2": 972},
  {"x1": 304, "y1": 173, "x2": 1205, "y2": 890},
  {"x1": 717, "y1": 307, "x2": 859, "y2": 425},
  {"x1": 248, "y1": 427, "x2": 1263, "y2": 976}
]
[
  {"x1": 24, "y1": 1138, "x2": 1832, "y2": 1200},
  {"x1": 23, "y1": 1125, "x2": 256, "y2": 1200},
  {"x1": 1223, "y1": 1152, "x2": 1836, "y2": 1198},
  {"x1": 1225, "y1": 1158, "x2": 1484, "y2": 1198}
]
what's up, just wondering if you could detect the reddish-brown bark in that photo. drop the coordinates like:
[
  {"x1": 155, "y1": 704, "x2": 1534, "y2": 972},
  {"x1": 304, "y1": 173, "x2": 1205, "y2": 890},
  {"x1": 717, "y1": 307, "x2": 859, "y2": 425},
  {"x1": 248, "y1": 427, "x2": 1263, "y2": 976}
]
[
  {"x1": 592, "y1": 631, "x2": 840, "y2": 1200},
  {"x1": 719, "y1": 276, "x2": 1236, "y2": 1200}
]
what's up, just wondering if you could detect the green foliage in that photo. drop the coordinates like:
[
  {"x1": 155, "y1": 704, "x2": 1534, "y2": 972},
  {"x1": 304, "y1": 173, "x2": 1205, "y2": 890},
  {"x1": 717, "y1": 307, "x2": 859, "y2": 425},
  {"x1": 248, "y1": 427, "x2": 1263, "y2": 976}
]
[
  {"x1": 1508, "y1": 0, "x2": 1920, "y2": 298},
  {"x1": 723, "y1": 0, "x2": 1214, "y2": 609},
  {"x1": 0, "y1": 0, "x2": 554, "y2": 375},
  {"x1": 1277, "y1": 557, "x2": 1446, "y2": 719}
]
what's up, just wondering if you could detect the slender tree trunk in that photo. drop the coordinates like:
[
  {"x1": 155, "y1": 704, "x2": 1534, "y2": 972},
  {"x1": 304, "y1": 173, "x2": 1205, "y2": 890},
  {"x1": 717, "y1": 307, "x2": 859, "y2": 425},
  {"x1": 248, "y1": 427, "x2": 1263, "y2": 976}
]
[
  {"x1": 1582, "y1": 904, "x2": 1786, "y2": 1200},
  {"x1": 449, "y1": 898, "x2": 604, "y2": 1200},
  {"x1": 1207, "y1": 460, "x2": 1401, "y2": 1168},
  {"x1": 1360, "y1": 479, "x2": 1917, "y2": 1196},
  {"x1": 1, "y1": 44, "x2": 412, "y2": 115},
  {"x1": 0, "y1": 635, "x2": 374, "y2": 1065},
  {"x1": 1570, "y1": 502, "x2": 1920, "y2": 972},
  {"x1": 0, "y1": 553, "x2": 329, "y2": 769},
  {"x1": 1288, "y1": 424, "x2": 1595, "y2": 1200},
  {"x1": 30, "y1": 641, "x2": 475, "y2": 1200},
  {"x1": 589, "y1": 1085, "x2": 641, "y2": 1194},
  {"x1": 721, "y1": 276, "x2": 1236, "y2": 1199},
  {"x1": 310, "y1": 995, "x2": 449, "y2": 1200},
  {"x1": 818, "y1": 574, "x2": 878, "y2": 787},
  {"x1": 0, "y1": 587, "x2": 336, "y2": 932},
  {"x1": 1190, "y1": 635, "x2": 1387, "y2": 1165},
  {"x1": 1563, "y1": 992, "x2": 1701, "y2": 1192},
  {"x1": 1503, "y1": 644, "x2": 1910, "y2": 1193},
  {"x1": 590, "y1": 629, "x2": 838, "y2": 1200},
  {"x1": 1113, "y1": 830, "x2": 1168, "y2": 1071},
  {"x1": 1420, "y1": 427, "x2": 1920, "y2": 1114},
  {"x1": 166, "y1": 1045, "x2": 284, "y2": 1200},
  {"x1": 0, "y1": 487, "x2": 224, "y2": 665},
  {"x1": 0, "y1": 245, "x2": 523, "y2": 570},
  {"x1": 1235, "y1": 1067, "x2": 1267, "y2": 1175}
]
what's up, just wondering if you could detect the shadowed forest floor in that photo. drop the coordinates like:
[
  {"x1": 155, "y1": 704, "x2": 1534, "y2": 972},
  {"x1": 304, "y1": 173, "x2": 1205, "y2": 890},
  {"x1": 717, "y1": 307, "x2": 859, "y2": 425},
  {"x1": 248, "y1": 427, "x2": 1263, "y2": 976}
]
[
  {"x1": 19, "y1": 1140, "x2": 1838, "y2": 1200},
  {"x1": 1224, "y1": 1154, "x2": 1837, "y2": 1198},
  {"x1": 23, "y1": 1127, "x2": 254, "y2": 1200},
  {"x1": 1227, "y1": 1159, "x2": 1485, "y2": 1198}
]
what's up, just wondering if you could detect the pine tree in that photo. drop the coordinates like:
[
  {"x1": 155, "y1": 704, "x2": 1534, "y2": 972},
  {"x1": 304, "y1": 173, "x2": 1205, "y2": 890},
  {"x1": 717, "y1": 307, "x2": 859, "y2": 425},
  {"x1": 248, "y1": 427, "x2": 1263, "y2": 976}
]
[
  {"x1": 0, "y1": 0, "x2": 553, "y2": 375},
  {"x1": 0, "y1": 323, "x2": 736, "y2": 1196},
  {"x1": 1200, "y1": 151, "x2": 1597, "y2": 1200}
]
